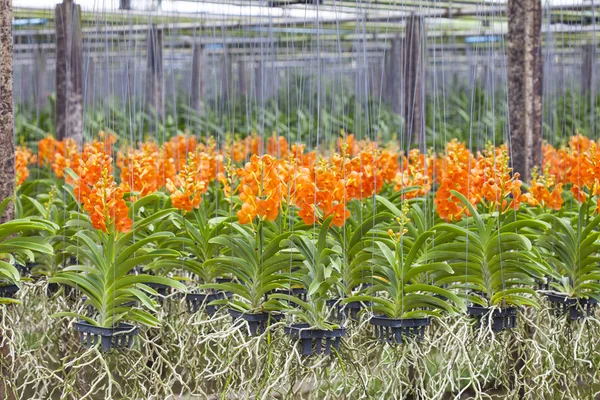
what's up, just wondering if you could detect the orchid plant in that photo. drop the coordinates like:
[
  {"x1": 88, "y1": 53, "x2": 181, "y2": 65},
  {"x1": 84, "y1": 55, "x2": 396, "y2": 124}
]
[
  {"x1": 349, "y1": 201, "x2": 465, "y2": 319},
  {"x1": 51, "y1": 164, "x2": 184, "y2": 328},
  {"x1": 0, "y1": 198, "x2": 56, "y2": 304}
]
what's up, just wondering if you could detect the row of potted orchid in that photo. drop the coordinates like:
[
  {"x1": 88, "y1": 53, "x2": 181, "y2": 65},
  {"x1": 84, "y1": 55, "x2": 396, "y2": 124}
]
[{"x1": 1, "y1": 133, "x2": 600, "y2": 354}]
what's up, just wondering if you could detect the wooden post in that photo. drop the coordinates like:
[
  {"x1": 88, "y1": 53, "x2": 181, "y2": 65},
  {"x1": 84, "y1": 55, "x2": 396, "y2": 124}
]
[
  {"x1": 387, "y1": 36, "x2": 403, "y2": 114},
  {"x1": 254, "y1": 61, "x2": 276, "y2": 104},
  {"x1": 221, "y1": 48, "x2": 232, "y2": 103},
  {"x1": 381, "y1": 52, "x2": 390, "y2": 104},
  {"x1": 125, "y1": 58, "x2": 134, "y2": 107},
  {"x1": 255, "y1": 61, "x2": 264, "y2": 105},
  {"x1": 581, "y1": 44, "x2": 596, "y2": 95},
  {"x1": 55, "y1": 0, "x2": 83, "y2": 144},
  {"x1": 466, "y1": 44, "x2": 477, "y2": 84},
  {"x1": 272, "y1": 65, "x2": 280, "y2": 103},
  {"x1": 370, "y1": 61, "x2": 382, "y2": 100},
  {"x1": 33, "y1": 45, "x2": 47, "y2": 110},
  {"x1": 238, "y1": 59, "x2": 247, "y2": 98},
  {"x1": 354, "y1": 41, "x2": 369, "y2": 106},
  {"x1": 84, "y1": 56, "x2": 94, "y2": 105},
  {"x1": 146, "y1": 25, "x2": 163, "y2": 122},
  {"x1": 582, "y1": 44, "x2": 597, "y2": 136},
  {"x1": 190, "y1": 43, "x2": 204, "y2": 113},
  {"x1": 507, "y1": 0, "x2": 543, "y2": 182},
  {"x1": 403, "y1": 14, "x2": 426, "y2": 150}
]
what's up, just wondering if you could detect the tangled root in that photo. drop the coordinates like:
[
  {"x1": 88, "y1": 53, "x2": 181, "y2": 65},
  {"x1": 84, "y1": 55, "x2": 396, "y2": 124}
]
[{"x1": 2, "y1": 285, "x2": 600, "y2": 399}]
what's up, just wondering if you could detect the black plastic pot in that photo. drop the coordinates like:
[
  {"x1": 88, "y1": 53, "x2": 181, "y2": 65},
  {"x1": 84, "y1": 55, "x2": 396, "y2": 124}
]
[
  {"x1": 214, "y1": 278, "x2": 235, "y2": 298},
  {"x1": 354, "y1": 283, "x2": 372, "y2": 291},
  {"x1": 16, "y1": 262, "x2": 35, "y2": 277},
  {"x1": 284, "y1": 323, "x2": 346, "y2": 356},
  {"x1": 537, "y1": 279, "x2": 550, "y2": 291},
  {"x1": 346, "y1": 301, "x2": 369, "y2": 319},
  {"x1": 267, "y1": 287, "x2": 308, "y2": 305},
  {"x1": 74, "y1": 321, "x2": 139, "y2": 352},
  {"x1": 229, "y1": 309, "x2": 281, "y2": 336},
  {"x1": 546, "y1": 293, "x2": 597, "y2": 320},
  {"x1": 186, "y1": 291, "x2": 232, "y2": 315},
  {"x1": 0, "y1": 284, "x2": 19, "y2": 298},
  {"x1": 145, "y1": 282, "x2": 170, "y2": 301},
  {"x1": 326, "y1": 299, "x2": 344, "y2": 321},
  {"x1": 131, "y1": 265, "x2": 143, "y2": 275},
  {"x1": 46, "y1": 282, "x2": 79, "y2": 300},
  {"x1": 326, "y1": 298, "x2": 370, "y2": 321},
  {"x1": 46, "y1": 282, "x2": 59, "y2": 296},
  {"x1": 370, "y1": 316, "x2": 430, "y2": 343},
  {"x1": 468, "y1": 305, "x2": 517, "y2": 332}
]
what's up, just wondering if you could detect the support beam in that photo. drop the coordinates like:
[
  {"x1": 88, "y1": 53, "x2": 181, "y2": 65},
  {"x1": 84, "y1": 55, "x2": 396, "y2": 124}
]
[
  {"x1": 507, "y1": 0, "x2": 543, "y2": 182},
  {"x1": 55, "y1": 0, "x2": 83, "y2": 144},
  {"x1": 11, "y1": 3, "x2": 600, "y2": 40},
  {"x1": 190, "y1": 43, "x2": 204, "y2": 113},
  {"x1": 402, "y1": 14, "x2": 426, "y2": 150},
  {"x1": 145, "y1": 25, "x2": 163, "y2": 123}
]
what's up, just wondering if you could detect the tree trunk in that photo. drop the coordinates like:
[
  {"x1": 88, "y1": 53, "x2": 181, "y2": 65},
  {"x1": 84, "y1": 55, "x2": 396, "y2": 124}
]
[
  {"x1": 0, "y1": 0, "x2": 14, "y2": 224},
  {"x1": 146, "y1": 25, "x2": 163, "y2": 124},
  {"x1": 403, "y1": 14, "x2": 426, "y2": 151},
  {"x1": 507, "y1": 0, "x2": 543, "y2": 182},
  {"x1": 55, "y1": 0, "x2": 83, "y2": 144},
  {"x1": 0, "y1": 0, "x2": 15, "y2": 395}
]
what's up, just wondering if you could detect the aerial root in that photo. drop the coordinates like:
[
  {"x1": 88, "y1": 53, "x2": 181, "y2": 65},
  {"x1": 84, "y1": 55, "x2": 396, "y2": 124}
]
[{"x1": 3, "y1": 291, "x2": 600, "y2": 399}]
